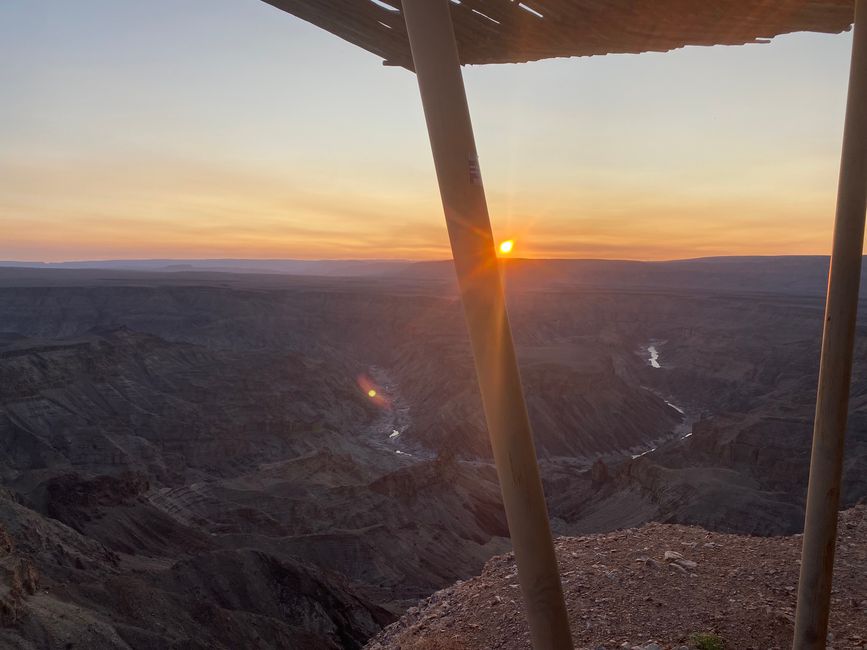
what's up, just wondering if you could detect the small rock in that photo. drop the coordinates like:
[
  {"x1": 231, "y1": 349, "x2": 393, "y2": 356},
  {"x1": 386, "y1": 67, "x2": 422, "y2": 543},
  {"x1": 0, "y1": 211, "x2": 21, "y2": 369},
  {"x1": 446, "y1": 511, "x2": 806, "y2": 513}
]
[{"x1": 668, "y1": 562, "x2": 688, "y2": 575}]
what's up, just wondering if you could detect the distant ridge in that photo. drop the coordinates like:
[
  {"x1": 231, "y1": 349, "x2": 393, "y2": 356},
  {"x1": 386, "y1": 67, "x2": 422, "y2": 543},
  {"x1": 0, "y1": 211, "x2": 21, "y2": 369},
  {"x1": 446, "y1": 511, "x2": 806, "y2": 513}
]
[
  {"x1": 390, "y1": 256, "x2": 848, "y2": 297},
  {"x1": 0, "y1": 256, "x2": 861, "y2": 297},
  {"x1": 0, "y1": 258, "x2": 412, "y2": 277}
]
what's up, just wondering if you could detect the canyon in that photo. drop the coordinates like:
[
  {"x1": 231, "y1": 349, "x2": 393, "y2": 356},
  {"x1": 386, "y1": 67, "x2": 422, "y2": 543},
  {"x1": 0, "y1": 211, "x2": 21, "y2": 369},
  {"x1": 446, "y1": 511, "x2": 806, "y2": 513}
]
[{"x1": 0, "y1": 257, "x2": 865, "y2": 647}]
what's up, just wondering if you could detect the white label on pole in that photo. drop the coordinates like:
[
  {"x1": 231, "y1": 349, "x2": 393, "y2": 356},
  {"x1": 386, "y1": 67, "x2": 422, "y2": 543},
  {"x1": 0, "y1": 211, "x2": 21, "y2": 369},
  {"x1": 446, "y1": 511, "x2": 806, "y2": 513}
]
[{"x1": 468, "y1": 154, "x2": 483, "y2": 185}]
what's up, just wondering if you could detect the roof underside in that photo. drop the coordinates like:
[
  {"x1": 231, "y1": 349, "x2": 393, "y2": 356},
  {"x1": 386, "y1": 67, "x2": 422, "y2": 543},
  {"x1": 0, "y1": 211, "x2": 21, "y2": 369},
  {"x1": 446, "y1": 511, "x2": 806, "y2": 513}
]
[{"x1": 263, "y1": 0, "x2": 855, "y2": 68}]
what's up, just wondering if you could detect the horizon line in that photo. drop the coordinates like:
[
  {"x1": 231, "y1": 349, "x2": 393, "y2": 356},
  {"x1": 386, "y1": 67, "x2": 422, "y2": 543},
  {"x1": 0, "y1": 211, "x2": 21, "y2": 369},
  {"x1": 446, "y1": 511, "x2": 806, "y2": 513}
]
[{"x1": 0, "y1": 253, "x2": 840, "y2": 266}]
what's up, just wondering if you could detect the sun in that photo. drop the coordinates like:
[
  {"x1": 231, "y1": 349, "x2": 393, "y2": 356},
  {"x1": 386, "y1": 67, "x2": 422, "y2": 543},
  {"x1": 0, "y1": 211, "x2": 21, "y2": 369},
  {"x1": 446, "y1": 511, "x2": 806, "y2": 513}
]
[
  {"x1": 367, "y1": 389, "x2": 377, "y2": 398},
  {"x1": 498, "y1": 239, "x2": 514, "y2": 255}
]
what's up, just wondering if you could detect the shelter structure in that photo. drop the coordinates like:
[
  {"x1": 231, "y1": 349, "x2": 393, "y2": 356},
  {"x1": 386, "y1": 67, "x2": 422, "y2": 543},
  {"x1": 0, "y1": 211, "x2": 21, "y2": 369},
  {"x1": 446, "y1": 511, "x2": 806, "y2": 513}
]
[{"x1": 262, "y1": 2, "x2": 867, "y2": 649}]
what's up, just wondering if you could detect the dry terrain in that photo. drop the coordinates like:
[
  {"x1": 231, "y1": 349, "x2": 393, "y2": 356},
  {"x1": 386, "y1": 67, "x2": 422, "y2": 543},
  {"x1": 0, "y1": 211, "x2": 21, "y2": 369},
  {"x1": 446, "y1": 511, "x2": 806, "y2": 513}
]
[
  {"x1": 367, "y1": 506, "x2": 867, "y2": 650},
  {"x1": 0, "y1": 257, "x2": 865, "y2": 647}
]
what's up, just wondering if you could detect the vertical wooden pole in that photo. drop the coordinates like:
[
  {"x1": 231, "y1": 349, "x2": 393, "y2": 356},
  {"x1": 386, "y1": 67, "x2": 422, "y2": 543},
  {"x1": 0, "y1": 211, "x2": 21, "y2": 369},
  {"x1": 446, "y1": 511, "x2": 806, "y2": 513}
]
[
  {"x1": 401, "y1": 1, "x2": 573, "y2": 648},
  {"x1": 794, "y1": 2, "x2": 867, "y2": 648}
]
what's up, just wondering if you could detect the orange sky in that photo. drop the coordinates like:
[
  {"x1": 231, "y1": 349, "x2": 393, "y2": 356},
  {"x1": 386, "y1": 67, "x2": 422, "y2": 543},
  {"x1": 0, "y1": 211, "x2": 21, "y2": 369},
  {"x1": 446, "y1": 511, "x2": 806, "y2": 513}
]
[{"x1": 0, "y1": 1, "x2": 856, "y2": 261}]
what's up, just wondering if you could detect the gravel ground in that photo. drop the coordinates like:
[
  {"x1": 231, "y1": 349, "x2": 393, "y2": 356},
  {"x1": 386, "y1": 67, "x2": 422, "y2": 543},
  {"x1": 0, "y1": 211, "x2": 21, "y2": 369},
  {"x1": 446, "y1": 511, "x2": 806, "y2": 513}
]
[{"x1": 366, "y1": 506, "x2": 867, "y2": 650}]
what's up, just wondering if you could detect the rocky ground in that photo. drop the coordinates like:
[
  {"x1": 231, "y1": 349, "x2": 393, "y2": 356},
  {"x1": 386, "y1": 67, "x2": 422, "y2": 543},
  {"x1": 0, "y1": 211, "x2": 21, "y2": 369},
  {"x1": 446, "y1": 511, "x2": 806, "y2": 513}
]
[{"x1": 366, "y1": 506, "x2": 867, "y2": 650}]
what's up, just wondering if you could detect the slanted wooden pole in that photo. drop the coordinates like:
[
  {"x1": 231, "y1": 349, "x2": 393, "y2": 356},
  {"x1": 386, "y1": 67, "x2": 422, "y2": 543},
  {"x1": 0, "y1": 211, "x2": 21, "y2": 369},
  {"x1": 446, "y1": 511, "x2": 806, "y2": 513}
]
[
  {"x1": 401, "y1": 1, "x2": 573, "y2": 648},
  {"x1": 794, "y1": 2, "x2": 867, "y2": 648}
]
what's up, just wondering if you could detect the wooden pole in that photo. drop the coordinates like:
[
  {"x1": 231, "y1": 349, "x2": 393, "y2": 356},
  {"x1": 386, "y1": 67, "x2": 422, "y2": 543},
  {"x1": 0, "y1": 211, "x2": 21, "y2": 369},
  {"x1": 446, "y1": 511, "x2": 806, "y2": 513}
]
[
  {"x1": 794, "y1": 2, "x2": 867, "y2": 647},
  {"x1": 401, "y1": 2, "x2": 573, "y2": 648}
]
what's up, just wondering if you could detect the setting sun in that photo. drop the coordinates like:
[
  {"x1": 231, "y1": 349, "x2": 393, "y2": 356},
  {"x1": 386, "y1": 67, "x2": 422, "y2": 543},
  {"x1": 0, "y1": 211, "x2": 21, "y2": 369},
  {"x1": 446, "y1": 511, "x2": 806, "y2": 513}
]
[
  {"x1": 367, "y1": 389, "x2": 377, "y2": 398},
  {"x1": 498, "y1": 240, "x2": 514, "y2": 255}
]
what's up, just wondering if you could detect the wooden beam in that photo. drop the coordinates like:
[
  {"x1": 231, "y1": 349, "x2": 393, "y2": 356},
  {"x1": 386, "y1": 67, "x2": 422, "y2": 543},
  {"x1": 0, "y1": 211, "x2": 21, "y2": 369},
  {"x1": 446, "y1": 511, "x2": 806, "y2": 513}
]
[
  {"x1": 793, "y1": 1, "x2": 867, "y2": 647},
  {"x1": 400, "y1": 1, "x2": 573, "y2": 648}
]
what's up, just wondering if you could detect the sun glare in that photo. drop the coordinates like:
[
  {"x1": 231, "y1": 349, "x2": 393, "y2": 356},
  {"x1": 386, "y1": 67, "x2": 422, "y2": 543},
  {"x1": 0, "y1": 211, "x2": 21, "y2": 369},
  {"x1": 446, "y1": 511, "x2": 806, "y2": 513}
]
[
  {"x1": 368, "y1": 389, "x2": 377, "y2": 398},
  {"x1": 499, "y1": 239, "x2": 514, "y2": 255}
]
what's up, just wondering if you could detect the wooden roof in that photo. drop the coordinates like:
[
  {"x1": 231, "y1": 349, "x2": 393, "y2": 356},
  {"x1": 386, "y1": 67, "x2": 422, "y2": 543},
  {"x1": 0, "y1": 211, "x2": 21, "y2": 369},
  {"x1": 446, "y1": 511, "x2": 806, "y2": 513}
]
[{"x1": 263, "y1": 0, "x2": 855, "y2": 68}]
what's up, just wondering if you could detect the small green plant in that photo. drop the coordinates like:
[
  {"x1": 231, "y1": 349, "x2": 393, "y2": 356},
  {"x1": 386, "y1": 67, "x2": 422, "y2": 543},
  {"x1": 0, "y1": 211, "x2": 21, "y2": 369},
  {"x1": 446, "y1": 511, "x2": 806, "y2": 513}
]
[{"x1": 690, "y1": 632, "x2": 726, "y2": 650}]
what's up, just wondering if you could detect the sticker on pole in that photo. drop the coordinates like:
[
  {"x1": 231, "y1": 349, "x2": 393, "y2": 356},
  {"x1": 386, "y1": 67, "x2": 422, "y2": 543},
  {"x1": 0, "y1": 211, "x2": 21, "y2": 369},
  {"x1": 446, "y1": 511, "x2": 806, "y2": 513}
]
[{"x1": 468, "y1": 154, "x2": 483, "y2": 186}]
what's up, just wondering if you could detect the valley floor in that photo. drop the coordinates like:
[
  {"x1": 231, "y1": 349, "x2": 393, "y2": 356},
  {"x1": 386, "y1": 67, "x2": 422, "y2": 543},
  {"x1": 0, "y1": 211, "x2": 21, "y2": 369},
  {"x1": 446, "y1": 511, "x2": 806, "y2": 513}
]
[{"x1": 366, "y1": 506, "x2": 867, "y2": 650}]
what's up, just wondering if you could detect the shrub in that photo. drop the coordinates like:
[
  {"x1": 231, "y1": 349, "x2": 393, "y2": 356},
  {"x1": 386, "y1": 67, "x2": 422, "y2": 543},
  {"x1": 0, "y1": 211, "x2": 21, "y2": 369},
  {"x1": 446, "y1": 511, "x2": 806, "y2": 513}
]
[{"x1": 690, "y1": 632, "x2": 725, "y2": 650}]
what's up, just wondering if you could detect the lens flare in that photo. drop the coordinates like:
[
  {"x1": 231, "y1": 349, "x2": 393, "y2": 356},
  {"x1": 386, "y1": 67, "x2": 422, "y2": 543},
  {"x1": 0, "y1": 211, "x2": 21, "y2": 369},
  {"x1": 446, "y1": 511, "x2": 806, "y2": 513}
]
[
  {"x1": 499, "y1": 239, "x2": 514, "y2": 254},
  {"x1": 357, "y1": 374, "x2": 391, "y2": 409}
]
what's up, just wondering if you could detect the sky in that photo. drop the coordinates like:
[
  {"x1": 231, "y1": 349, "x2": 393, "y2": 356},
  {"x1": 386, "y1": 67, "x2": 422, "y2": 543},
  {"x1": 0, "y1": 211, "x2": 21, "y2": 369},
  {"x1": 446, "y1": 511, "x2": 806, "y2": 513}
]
[{"x1": 0, "y1": 0, "x2": 858, "y2": 261}]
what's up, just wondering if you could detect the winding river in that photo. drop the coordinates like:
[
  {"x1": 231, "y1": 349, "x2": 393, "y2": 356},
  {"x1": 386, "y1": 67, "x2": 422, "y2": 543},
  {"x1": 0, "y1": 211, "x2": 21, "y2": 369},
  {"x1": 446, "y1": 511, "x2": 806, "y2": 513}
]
[
  {"x1": 632, "y1": 340, "x2": 695, "y2": 459},
  {"x1": 647, "y1": 345, "x2": 661, "y2": 369}
]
